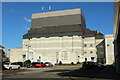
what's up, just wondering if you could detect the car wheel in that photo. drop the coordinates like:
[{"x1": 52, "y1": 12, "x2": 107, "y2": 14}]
[
  {"x1": 9, "y1": 67, "x2": 12, "y2": 70},
  {"x1": 18, "y1": 67, "x2": 20, "y2": 69}
]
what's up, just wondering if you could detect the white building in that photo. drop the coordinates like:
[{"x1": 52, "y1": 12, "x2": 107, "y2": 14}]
[
  {"x1": 9, "y1": 9, "x2": 107, "y2": 64},
  {"x1": 105, "y1": 34, "x2": 114, "y2": 65}
]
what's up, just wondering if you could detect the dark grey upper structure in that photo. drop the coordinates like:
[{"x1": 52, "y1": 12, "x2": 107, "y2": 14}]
[
  {"x1": 31, "y1": 9, "x2": 86, "y2": 29},
  {"x1": 23, "y1": 9, "x2": 104, "y2": 39}
]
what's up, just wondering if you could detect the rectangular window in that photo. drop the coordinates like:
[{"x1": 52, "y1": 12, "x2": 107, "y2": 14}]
[
  {"x1": 90, "y1": 51, "x2": 93, "y2": 53},
  {"x1": 62, "y1": 51, "x2": 68, "y2": 60},
  {"x1": 84, "y1": 44, "x2": 87, "y2": 47},
  {"x1": 91, "y1": 57, "x2": 95, "y2": 61},
  {"x1": 90, "y1": 44, "x2": 93, "y2": 47}
]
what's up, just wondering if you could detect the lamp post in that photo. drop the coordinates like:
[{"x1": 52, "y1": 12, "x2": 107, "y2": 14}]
[
  {"x1": 78, "y1": 56, "x2": 80, "y2": 62},
  {"x1": 56, "y1": 52, "x2": 59, "y2": 65}
]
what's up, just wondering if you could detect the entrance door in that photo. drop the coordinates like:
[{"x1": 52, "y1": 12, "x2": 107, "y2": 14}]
[{"x1": 28, "y1": 52, "x2": 34, "y2": 60}]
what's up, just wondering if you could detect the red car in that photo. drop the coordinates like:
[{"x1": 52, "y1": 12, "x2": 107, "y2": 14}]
[{"x1": 33, "y1": 62, "x2": 46, "y2": 67}]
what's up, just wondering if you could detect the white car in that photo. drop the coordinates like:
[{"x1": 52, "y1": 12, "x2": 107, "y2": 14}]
[
  {"x1": 4, "y1": 62, "x2": 20, "y2": 70},
  {"x1": 44, "y1": 62, "x2": 53, "y2": 67}
]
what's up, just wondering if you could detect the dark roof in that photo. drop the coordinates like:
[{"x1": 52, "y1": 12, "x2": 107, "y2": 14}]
[
  {"x1": 23, "y1": 24, "x2": 83, "y2": 39},
  {"x1": 23, "y1": 24, "x2": 104, "y2": 39},
  {"x1": 92, "y1": 31, "x2": 104, "y2": 39}
]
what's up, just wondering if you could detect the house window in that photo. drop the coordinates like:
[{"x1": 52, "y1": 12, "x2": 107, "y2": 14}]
[
  {"x1": 107, "y1": 44, "x2": 109, "y2": 46},
  {"x1": 45, "y1": 37, "x2": 49, "y2": 38},
  {"x1": 99, "y1": 45, "x2": 103, "y2": 48},
  {"x1": 85, "y1": 58, "x2": 87, "y2": 61},
  {"x1": 90, "y1": 44, "x2": 93, "y2": 47},
  {"x1": 98, "y1": 52, "x2": 104, "y2": 54},
  {"x1": 84, "y1": 52, "x2": 87, "y2": 53},
  {"x1": 62, "y1": 51, "x2": 68, "y2": 60},
  {"x1": 90, "y1": 51, "x2": 93, "y2": 53},
  {"x1": 59, "y1": 36, "x2": 63, "y2": 37},
  {"x1": 22, "y1": 55, "x2": 26, "y2": 58},
  {"x1": 84, "y1": 44, "x2": 87, "y2": 47},
  {"x1": 68, "y1": 35, "x2": 73, "y2": 37},
  {"x1": 91, "y1": 57, "x2": 95, "y2": 61}
]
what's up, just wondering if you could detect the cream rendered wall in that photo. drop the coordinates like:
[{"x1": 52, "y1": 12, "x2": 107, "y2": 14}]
[
  {"x1": 105, "y1": 34, "x2": 114, "y2": 65},
  {"x1": 22, "y1": 35, "x2": 84, "y2": 64},
  {"x1": 9, "y1": 48, "x2": 26, "y2": 62},
  {"x1": 83, "y1": 37, "x2": 97, "y2": 62}
]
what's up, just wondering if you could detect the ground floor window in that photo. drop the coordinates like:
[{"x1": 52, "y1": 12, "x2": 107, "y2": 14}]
[{"x1": 62, "y1": 51, "x2": 68, "y2": 60}]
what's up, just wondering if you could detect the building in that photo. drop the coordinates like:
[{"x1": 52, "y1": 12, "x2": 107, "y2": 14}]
[
  {"x1": 105, "y1": 35, "x2": 114, "y2": 65},
  {"x1": 9, "y1": 47, "x2": 26, "y2": 62},
  {"x1": 0, "y1": 45, "x2": 9, "y2": 62},
  {"x1": 9, "y1": 9, "x2": 106, "y2": 64},
  {"x1": 0, "y1": 45, "x2": 5, "y2": 62},
  {"x1": 114, "y1": 2, "x2": 120, "y2": 74}
]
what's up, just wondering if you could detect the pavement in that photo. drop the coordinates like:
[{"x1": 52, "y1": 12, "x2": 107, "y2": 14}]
[{"x1": 1, "y1": 65, "x2": 120, "y2": 80}]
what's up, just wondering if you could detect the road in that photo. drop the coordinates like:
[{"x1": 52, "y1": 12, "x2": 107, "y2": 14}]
[{"x1": 2, "y1": 65, "x2": 120, "y2": 80}]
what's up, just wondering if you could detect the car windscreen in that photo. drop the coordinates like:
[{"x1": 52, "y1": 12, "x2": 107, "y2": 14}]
[
  {"x1": 4, "y1": 63, "x2": 9, "y2": 65},
  {"x1": 11, "y1": 63, "x2": 17, "y2": 65},
  {"x1": 45, "y1": 62, "x2": 50, "y2": 64}
]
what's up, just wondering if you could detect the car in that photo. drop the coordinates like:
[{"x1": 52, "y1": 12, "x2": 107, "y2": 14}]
[
  {"x1": 82, "y1": 61, "x2": 104, "y2": 69},
  {"x1": 44, "y1": 62, "x2": 53, "y2": 67},
  {"x1": 32, "y1": 62, "x2": 46, "y2": 67},
  {"x1": 97, "y1": 63, "x2": 104, "y2": 68},
  {"x1": 3, "y1": 62, "x2": 21, "y2": 70}
]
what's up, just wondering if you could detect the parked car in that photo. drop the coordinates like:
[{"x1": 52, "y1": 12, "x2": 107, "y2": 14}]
[
  {"x1": 44, "y1": 62, "x2": 53, "y2": 67},
  {"x1": 3, "y1": 62, "x2": 21, "y2": 70},
  {"x1": 82, "y1": 61, "x2": 104, "y2": 69},
  {"x1": 32, "y1": 62, "x2": 46, "y2": 67}
]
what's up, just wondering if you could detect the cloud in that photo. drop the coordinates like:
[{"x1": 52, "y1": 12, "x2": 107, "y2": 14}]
[{"x1": 23, "y1": 17, "x2": 31, "y2": 23}]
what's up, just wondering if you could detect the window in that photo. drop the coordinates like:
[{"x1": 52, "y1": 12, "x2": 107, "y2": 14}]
[
  {"x1": 59, "y1": 36, "x2": 63, "y2": 37},
  {"x1": 90, "y1": 44, "x2": 93, "y2": 47},
  {"x1": 98, "y1": 52, "x2": 104, "y2": 54},
  {"x1": 62, "y1": 51, "x2": 68, "y2": 60},
  {"x1": 45, "y1": 37, "x2": 49, "y2": 38},
  {"x1": 11, "y1": 63, "x2": 17, "y2": 65},
  {"x1": 99, "y1": 45, "x2": 103, "y2": 48},
  {"x1": 90, "y1": 51, "x2": 93, "y2": 53},
  {"x1": 107, "y1": 44, "x2": 109, "y2": 46},
  {"x1": 84, "y1": 44, "x2": 87, "y2": 47},
  {"x1": 85, "y1": 58, "x2": 87, "y2": 61},
  {"x1": 91, "y1": 57, "x2": 95, "y2": 61},
  {"x1": 22, "y1": 55, "x2": 26, "y2": 58},
  {"x1": 84, "y1": 52, "x2": 87, "y2": 53},
  {"x1": 68, "y1": 35, "x2": 73, "y2": 37}
]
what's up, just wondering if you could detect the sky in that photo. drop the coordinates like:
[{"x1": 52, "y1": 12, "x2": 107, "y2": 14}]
[{"x1": 2, "y1": 2, "x2": 114, "y2": 49}]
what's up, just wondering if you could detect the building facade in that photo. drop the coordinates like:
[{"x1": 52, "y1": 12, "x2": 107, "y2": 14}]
[
  {"x1": 105, "y1": 35, "x2": 114, "y2": 65},
  {"x1": 9, "y1": 9, "x2": 108, "y2": 64},
  {"x1": 114, "y1": 2, "x2": 120, "y2": 74},
  {"x1": 9, "y1": 47, "x2": 26, "y2": 62}
]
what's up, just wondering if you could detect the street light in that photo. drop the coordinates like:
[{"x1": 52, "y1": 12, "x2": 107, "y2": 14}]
[
  {"x1": 78, "y1": 56, "x2": 80, "y2": 62},
  {"x1": 56, "y1": 52, "x2": 59, "y2": 65}
]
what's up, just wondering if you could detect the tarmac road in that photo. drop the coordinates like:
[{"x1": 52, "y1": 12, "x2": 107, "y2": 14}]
[{"x1": 2, "y1": 65, "x2": 120, "y2": 80}]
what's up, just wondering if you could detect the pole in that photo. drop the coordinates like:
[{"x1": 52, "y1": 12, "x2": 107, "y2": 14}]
[{"x1": 56, "y1": 52, "x2": 59, "y2": 65}]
